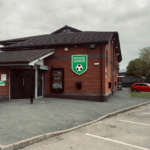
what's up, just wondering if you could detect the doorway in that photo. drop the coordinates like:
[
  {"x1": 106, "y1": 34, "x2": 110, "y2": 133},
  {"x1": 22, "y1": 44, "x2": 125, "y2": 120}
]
[{"x1": 10, "y1": 69, "x2": 35, "y2": 99}]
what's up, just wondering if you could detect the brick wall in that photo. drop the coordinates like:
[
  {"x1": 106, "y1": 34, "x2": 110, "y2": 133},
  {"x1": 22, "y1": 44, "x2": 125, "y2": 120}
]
[
  {"x1": 104, "y1": 42, "x2": 118, "y2": 94},
  {"x1": 44, "y1": 44, "x2": 118, "y2": 97},
  {"x1": 44, "y1": 45, "x2": 103, "y2": 95}
]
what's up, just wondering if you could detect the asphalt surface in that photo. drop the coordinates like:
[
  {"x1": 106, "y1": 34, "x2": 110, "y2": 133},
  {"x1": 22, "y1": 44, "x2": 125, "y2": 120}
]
[
  {"x1": 23, "y1": 103, "x2": 150, "y2": 150},
  {"x1": 0, "y1": 88, "x2": 149, "y2": 146}
]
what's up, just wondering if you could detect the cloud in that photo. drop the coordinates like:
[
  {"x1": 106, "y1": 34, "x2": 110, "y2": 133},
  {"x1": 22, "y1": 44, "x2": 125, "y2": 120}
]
[{"x1": 0, "y1": 0, "x2": 150, "y2": 69}]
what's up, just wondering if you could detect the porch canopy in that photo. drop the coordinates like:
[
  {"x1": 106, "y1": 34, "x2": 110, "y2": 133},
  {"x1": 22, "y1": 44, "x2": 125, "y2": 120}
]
[
  {"x1": 0, "y1": 49, "x2": 55, "y2": 67},
  {"x1": 0, "y1": 49, "x2": 55, "y2": 103}
]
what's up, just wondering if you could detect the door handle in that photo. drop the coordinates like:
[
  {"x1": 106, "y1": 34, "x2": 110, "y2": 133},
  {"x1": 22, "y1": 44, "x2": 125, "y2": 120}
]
[{"x1": 23, "y1": 79, "x2": 24, "y2": 86}]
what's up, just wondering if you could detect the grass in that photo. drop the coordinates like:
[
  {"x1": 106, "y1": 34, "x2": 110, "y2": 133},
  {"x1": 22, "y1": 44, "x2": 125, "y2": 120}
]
[{"x1": 130, "y1": 92, "x2": 150, "y2": 99}]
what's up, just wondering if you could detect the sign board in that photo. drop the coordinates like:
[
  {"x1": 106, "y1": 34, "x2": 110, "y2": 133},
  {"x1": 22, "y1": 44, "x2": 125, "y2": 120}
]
[
  {"x1": 1, "y1": 74, "x2": 6, "y2": 81},
  {"x1": 51, "y1": 68, "x2": 64, "y2": 92},
  {"x1": 0, "y1": 81, "x2": 5, "y2": 86},
  {"x1": 72, "y1": 55, "x2": 88, "y2": 75}
]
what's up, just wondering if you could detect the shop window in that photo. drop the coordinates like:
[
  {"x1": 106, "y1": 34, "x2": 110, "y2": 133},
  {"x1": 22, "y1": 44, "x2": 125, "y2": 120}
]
[{"x1": 51, "y1": 68, "x2": 64, "y2": 92}]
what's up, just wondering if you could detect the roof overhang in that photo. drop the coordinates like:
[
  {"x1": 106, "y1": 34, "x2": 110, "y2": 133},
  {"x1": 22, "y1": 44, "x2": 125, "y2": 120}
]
[
  {"x1": 29, "y1": 51, "x2": 54, "y2": 66},
  {"x1": 0, "y1": 50, "x2": 55, "y2": 66}
]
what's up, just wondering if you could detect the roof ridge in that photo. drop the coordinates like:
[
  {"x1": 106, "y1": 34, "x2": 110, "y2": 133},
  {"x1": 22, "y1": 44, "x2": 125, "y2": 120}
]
[{"x1": 51, "y1": 25, "x2": 82, "y2": 34}]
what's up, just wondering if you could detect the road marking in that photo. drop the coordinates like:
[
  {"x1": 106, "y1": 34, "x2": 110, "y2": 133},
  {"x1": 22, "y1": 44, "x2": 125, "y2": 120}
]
[
  {"x1": 119, "y1": 120, "x2": 150, "y2": 126},
  {"x1": 86, "y1": 133, "x2": 150, "y2": 150}
]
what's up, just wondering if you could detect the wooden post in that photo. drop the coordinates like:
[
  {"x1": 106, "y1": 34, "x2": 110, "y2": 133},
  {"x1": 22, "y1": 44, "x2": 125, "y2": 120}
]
[{"x1": 30, "y1": 66, "x2": 34, "y2": 104}]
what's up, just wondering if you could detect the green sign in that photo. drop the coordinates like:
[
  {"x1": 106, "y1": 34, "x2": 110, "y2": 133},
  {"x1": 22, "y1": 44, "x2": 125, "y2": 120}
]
[
  {"x1": 72, "y1": 55, "x2": 88, "y2": 75},
  {"x1": 0, "y1": 81, "x2": 5, "y2": 86}
]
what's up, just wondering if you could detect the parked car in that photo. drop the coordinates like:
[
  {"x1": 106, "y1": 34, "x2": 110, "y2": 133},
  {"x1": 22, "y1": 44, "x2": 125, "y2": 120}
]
[{"x1": 131, "y1": 83, "x2": 150, "y2": 92}]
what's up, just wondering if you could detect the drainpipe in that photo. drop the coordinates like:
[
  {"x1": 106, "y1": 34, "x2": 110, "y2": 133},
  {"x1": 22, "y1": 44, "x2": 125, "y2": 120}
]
[
  {"x1": 100, "y1": 43, "x2": 103, "y2": 101},
  {"x1": 112, "y1": 40, "x2": 115, "y2": 95}
]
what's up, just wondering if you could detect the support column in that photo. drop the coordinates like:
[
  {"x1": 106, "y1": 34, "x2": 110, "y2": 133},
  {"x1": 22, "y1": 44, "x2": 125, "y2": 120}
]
[
  {"x1": 30, "y1": 66, "x2": 34, "y2": 104},
  {"x1": 35, "y1": 65, "x2": 38, "y2": 99}
]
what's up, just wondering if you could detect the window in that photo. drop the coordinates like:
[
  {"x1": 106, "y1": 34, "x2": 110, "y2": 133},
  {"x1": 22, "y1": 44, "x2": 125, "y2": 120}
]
[
  {"x1": 51, "y1": 68, "x2": 64, "y2": 92},
  {"x1": 142, "y1": 84, "x2": 148, "y2": 86},
  {"x1": 135, "y1": 84, "x2": 141, "y2": 86}
]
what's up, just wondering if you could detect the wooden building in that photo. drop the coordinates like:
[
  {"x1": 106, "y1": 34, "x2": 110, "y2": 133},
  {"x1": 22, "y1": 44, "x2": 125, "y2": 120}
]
[{"x1": 0, "y1": 25, "x2": 122, "y2": 102}]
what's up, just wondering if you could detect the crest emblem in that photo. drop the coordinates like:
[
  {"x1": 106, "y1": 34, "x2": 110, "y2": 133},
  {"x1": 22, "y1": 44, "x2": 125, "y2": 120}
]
[{"x1": 72, "y1": 55, "x2": 88, "y2": 75}]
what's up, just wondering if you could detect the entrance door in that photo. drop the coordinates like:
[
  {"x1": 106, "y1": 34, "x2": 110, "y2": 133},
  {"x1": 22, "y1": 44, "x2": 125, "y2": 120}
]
[
  {"x1": 11, "y1": 69, "x2": 34, "y2": 99},
  {"x1": 11, "y1": 70, "x2": 23, "y2": 99},
  {"x1": 38, "y1": 70, "x2": 43, "y2": 97},
  {"x1": 23, "y1": 70, "x2": 32, "y2": 98}
]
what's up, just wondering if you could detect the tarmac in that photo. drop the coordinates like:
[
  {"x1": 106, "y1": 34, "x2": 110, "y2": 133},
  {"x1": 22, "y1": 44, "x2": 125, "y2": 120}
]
[
  {"x1": 22, "y1": 103, "x2": 150, "y2": 150},
  {"x1": 0, "y1": 88, "x2": 150, "y2": 150}
]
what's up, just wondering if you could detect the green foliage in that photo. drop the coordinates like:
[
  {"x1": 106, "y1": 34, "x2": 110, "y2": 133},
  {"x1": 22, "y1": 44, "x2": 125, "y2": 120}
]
[
  {"x1": 126, "y1": 58, "x2": 148, "y2": 77},
  {"x1": 139, "y1": 46, "x2": 150, "y2": 66},
  {"x1": 126, "y1": 46, "x2": 150, "y2": 77}
]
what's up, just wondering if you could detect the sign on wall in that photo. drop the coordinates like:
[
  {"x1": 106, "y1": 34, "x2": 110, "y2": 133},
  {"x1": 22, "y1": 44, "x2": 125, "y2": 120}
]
[
  {"x1": 0, "y1": 81, "x2": 5, "y2": 86},
  {"x1": 1, "y1": 74, "x2": 6, "y2": 81},
  {"x1": 72, "y1": 55, "x2": 88, "y2": 75},
  {"x1": 51, "y1": 68, "x2": 64, "y2": 92}
]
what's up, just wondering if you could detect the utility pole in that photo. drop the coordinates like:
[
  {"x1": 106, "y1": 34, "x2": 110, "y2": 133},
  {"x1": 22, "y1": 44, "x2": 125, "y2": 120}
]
[{"x1": 142, "y1": 70, "x2": 150, "y2": 83}]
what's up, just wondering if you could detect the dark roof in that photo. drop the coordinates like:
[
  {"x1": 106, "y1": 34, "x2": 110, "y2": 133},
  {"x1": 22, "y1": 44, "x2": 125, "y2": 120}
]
[
  {"x1": 51, "y1": 25, "x2": 82, "y2": 34},
  {"x1": 0, "y1": 25, "x2": 81, "y2": 46},
  {"x1": 1, "y1": 32, "x2": 114, "y2": 49},
  {"x1": 0, "y1": 49, "x2": 54, "y2": 64},
  {"x1": 0, "y1": 25, "x2": 122, "y2": 62},
  {"x1": 0, "y1": 34, "x2": 49, "y2": 46}
]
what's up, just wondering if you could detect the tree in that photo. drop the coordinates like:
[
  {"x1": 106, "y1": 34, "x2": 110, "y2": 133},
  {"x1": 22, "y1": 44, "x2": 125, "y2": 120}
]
[
  {"x1": 139, "y1": 46, "x2": 150, "y2": 67},
  {"x1": 126, "y1": 58, "x2": 149, "y2": 77}
]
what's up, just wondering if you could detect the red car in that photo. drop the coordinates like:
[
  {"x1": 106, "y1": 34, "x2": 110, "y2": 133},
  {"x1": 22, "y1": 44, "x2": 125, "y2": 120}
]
[{"x1": 131, "y1": 83, "x2": 150, "y2": 92}]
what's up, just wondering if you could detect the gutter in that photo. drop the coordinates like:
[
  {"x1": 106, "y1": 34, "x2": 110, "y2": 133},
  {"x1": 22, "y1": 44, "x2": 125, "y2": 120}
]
[
  {"x1": 112, "y1": 38, "x2": 115, "y2": 95},
  {"x1": 100, "y1": 43, "x2": 103, "y2": 101}
]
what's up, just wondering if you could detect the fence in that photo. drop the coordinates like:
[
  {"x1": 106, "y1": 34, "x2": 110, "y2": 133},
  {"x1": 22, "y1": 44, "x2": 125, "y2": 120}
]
[{"x1": 122, "y1": 77, "x2": 150, "y2": 87}]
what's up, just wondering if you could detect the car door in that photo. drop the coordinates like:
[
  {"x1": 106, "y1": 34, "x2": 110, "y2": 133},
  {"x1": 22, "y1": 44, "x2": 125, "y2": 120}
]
[
  {"x1": 135, "y1": 84, "x2": 141, "y2": 91},
  {"x1": 142, "y1": 84, "x2": 150, "y2": 92},
  {"x1": 147, "y1": 84, "x2": 150, "y2": 92},
  {"x1": 140, "y1": 84, "x2": 145, "y2": 92}
]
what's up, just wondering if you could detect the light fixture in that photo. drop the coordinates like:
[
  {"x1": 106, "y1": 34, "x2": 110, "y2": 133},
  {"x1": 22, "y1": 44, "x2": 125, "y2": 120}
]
[
  {"x1": 64, "y1": 48, "x2": 68, "y2": 52},
  {"x1": 89, "y1": 44, "x2": 96, "y2": 49}
]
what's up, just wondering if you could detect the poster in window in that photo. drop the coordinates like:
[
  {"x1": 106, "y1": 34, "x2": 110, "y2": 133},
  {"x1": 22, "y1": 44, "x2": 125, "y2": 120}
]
[
  {"x1": 51, "y1": 68, "x2": 64, "y2": 92},
  {"x1": 1, "y1": 74, "x2": 6, "y2": 81}
]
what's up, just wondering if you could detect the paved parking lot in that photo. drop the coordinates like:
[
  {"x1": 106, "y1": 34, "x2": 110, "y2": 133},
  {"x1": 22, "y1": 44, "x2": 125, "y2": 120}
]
[
  {"x1": 23, "y1": 103, "x2": 150, "y2": 150},
  {"x1": 0, "y1": 88, "x2": 150, "y2": 146}
]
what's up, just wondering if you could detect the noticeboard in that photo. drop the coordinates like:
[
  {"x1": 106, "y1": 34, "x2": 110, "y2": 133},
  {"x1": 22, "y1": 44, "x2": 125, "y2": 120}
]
[
  {"x1": 0, "y1": 81, "x2": 5, "y2": 86},
  {"x1": 51, "y1": 68, "x2": 64, "y2": 92},
  {"x1": 1, "y1": 74, "x2": 6, "y2": 81}
]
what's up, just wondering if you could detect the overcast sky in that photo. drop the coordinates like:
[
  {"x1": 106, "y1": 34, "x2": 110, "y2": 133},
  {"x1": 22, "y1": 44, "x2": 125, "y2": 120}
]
[{"x1": 0, "y1": 0, "x2": 150, "y2": 70}]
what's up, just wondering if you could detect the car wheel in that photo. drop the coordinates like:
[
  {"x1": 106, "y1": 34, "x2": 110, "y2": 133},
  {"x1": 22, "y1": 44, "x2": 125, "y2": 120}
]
[{"x1": 132, "y1": 89, "x2": 137, "y2": 92}]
